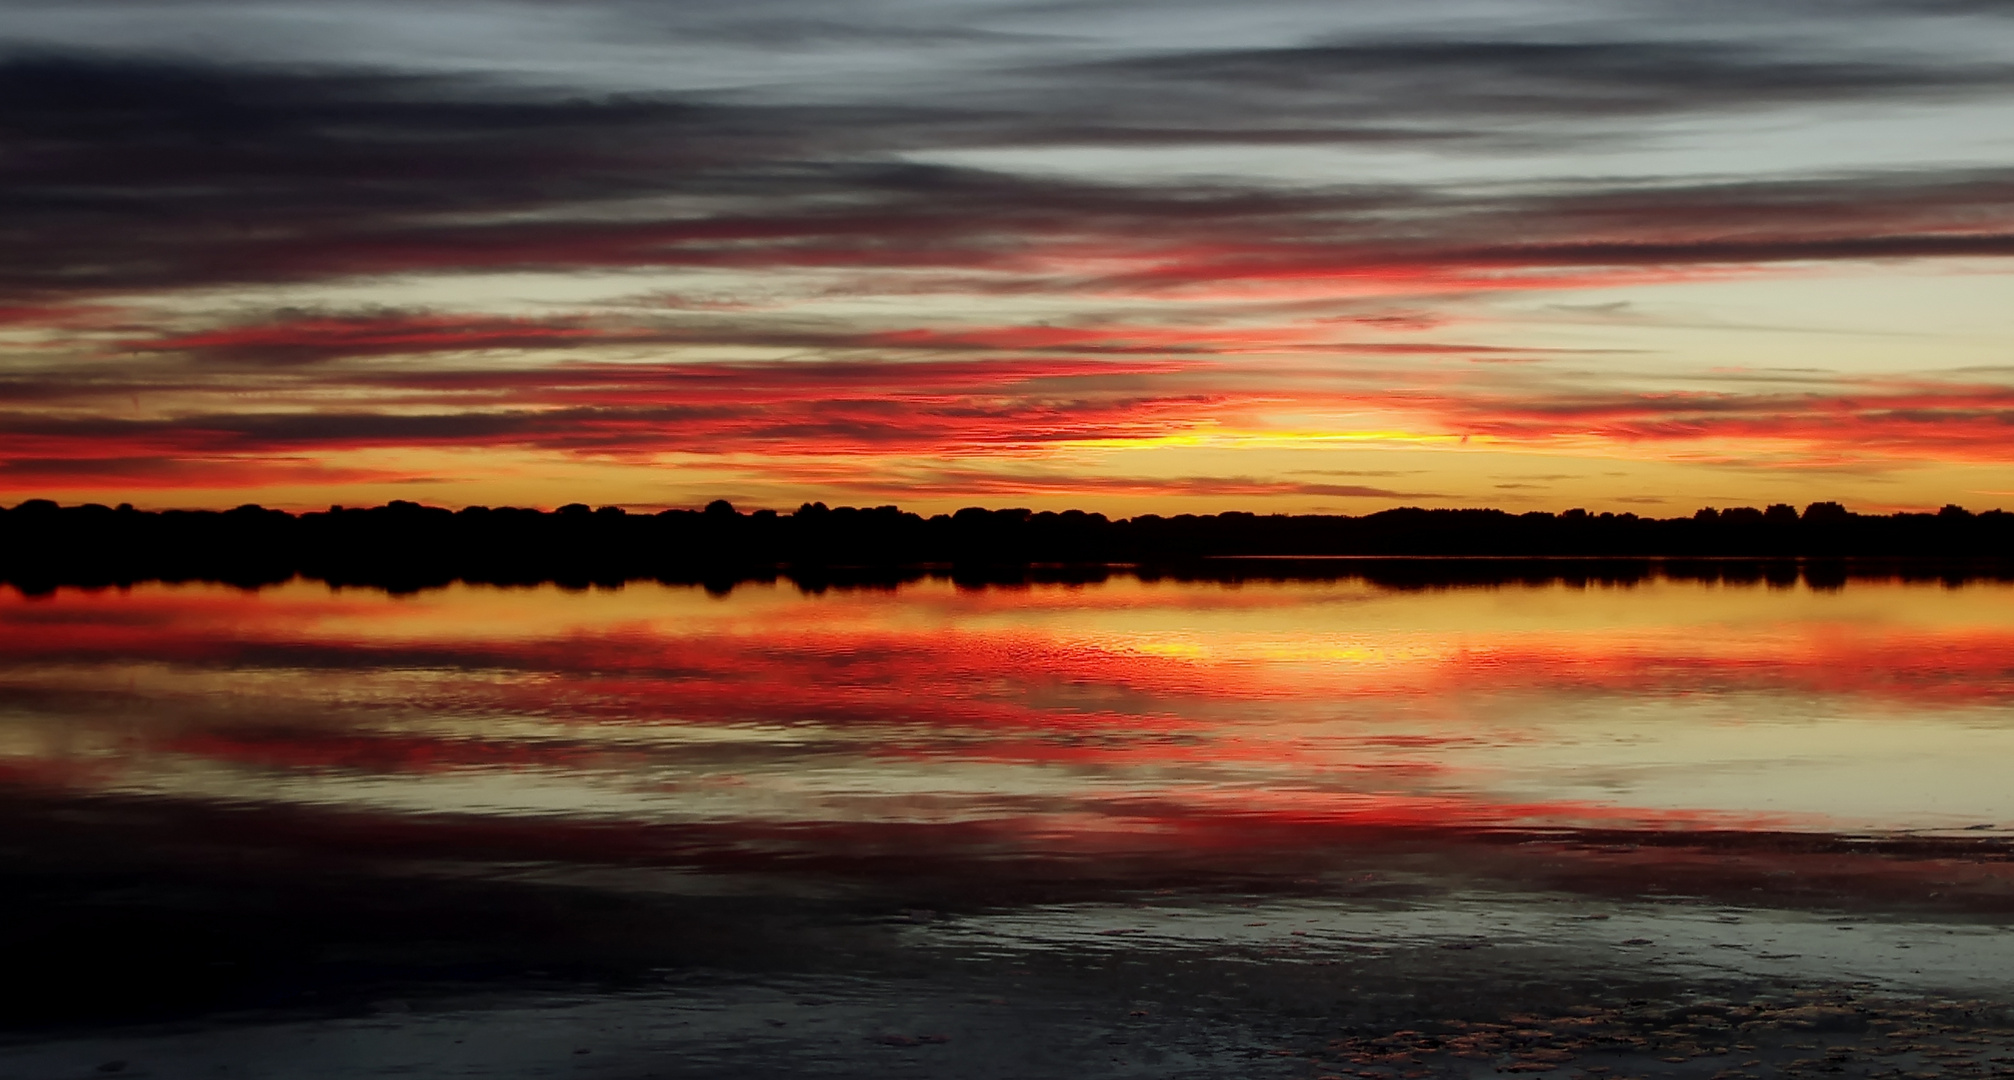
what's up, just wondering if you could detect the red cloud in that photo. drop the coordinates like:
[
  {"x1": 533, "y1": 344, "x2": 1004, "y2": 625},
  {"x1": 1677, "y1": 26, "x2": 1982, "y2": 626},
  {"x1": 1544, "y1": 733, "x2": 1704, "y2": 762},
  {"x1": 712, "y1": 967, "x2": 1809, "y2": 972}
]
[
  {"x1": 1432, "y1": 384, "x2": 2014, "y2": 462},
  {"x1": 5, "y1": 359, "x2": 2013, "y2": 496},
  {"x1": 0, "y1": 290, "x2": 2008, "y2": 499}
]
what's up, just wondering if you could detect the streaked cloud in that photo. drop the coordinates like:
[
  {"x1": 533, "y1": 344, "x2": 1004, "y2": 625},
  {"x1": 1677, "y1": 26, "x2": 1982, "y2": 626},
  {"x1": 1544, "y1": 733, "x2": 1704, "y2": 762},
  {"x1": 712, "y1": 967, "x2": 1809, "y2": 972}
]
[{"x1": 1, "y1": 0, "x2": 2011, "y2": 509}]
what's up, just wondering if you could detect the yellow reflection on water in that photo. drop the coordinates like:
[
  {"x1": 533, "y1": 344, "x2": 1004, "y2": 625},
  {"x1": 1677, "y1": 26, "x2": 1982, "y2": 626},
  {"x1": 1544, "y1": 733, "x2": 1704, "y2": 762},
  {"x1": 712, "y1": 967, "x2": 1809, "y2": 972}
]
[{"x1": 0, "y1": 574, "x2": 2009, "y2": 844}]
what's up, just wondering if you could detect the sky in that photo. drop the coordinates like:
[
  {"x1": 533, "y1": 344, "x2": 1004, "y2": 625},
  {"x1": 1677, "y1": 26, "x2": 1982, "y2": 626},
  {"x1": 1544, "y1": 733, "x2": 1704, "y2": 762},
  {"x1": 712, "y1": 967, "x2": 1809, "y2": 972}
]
[{"x1": 2, "y1": 0, "x2": 2012, "y2": 515}]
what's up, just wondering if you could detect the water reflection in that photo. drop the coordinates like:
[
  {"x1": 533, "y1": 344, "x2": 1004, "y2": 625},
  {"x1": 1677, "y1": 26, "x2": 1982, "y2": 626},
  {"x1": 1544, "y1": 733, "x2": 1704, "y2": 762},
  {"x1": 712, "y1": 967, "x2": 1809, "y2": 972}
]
[
  {"x1": 2, "y1": 573, "x2": 2012, "y2": 1060},
  {"x1": 4, "y1": 574, "x2": 2011, "y2": 840}
]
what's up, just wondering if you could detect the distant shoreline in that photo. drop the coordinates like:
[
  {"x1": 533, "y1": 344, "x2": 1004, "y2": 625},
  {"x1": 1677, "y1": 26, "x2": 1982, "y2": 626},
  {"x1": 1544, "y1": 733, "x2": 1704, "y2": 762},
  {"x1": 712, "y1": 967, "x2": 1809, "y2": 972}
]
[{"x1": 3, "y1": 497, "x2": 2009, "y2": 593}]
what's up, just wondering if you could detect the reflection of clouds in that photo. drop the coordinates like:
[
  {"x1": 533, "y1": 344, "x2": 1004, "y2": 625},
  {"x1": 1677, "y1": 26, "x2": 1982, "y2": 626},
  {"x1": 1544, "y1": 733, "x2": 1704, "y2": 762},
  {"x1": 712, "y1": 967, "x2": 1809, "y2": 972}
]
[{"x1": 0, "y1": 577, "x2": 2012, "y2": 846}]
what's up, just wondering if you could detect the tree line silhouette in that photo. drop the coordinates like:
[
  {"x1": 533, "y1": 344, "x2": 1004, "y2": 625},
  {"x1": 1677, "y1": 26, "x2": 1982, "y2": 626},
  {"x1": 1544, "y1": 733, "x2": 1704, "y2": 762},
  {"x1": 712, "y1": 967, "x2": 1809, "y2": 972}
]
[{"x1": 1, "y1": 497, "x2": 2009, "y2": 593}]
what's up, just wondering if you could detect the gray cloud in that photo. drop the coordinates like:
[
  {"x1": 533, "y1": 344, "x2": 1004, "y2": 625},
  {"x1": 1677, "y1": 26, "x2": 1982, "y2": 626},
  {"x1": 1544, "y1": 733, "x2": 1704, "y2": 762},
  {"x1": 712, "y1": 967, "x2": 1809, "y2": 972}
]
[
  {"x1": 4, "y1": 49, "x2": 2012, "y2": 313},
  {"x1": 1021, "y1": 39, "x2": 2014, "y2": 141}
]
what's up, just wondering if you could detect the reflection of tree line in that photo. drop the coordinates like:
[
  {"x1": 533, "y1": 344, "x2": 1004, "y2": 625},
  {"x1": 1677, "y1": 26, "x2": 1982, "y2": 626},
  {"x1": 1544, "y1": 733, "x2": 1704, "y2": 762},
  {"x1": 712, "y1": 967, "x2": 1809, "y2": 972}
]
[{"x1": 1, "y1": 497, "x2": 2008, "y2": 593}]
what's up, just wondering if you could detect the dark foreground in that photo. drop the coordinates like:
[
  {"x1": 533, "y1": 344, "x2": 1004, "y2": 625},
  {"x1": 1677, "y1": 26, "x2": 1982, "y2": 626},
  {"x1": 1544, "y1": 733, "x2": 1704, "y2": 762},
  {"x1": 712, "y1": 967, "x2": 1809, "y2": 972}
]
[
  {"x1": 10, "y1": 965, "x2": 2014, "y2": 1080},
  {"x1": 3, "y1": 787, "x2": 2011, "y2": 1079}
]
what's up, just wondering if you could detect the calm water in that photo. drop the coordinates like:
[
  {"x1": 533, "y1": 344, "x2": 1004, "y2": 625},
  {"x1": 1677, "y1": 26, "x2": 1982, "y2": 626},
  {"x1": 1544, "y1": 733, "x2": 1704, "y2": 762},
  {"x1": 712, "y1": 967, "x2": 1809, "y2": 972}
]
[{"x1": 3, "y1": 573, "x2": 2012, "y2": 1077}]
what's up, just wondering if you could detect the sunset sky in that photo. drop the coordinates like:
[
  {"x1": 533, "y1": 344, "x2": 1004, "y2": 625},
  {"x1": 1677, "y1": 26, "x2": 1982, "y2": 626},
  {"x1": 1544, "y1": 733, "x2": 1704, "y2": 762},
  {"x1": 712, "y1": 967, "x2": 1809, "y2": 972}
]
[{"x1": 3, "y1": 0, "x2": 2012, "y2": 514}]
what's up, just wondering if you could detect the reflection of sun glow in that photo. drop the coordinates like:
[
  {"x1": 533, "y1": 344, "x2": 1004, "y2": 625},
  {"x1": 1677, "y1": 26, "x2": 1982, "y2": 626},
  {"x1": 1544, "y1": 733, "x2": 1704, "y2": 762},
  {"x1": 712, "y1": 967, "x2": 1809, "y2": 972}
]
[{"x1": 1, "y1": 576, "x2": 2012, "y2": 856}]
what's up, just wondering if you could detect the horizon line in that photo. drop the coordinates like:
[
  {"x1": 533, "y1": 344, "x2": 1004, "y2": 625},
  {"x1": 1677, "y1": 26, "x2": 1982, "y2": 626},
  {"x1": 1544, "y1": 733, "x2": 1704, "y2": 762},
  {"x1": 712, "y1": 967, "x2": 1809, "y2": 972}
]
[{"x1": 6, "y1": 497, "x2": 2008, "y2": 523}]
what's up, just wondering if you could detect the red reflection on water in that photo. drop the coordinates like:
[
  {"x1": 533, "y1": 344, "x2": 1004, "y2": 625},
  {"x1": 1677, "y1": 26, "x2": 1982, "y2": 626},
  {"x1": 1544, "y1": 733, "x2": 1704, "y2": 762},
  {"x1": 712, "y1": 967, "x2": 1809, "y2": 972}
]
[
  {"x1": 0, "y1": 578, "x2": 2010, "y2": 861},
  {"x1": 5, "y1": 583, "x2": 2012, "y2": 708}
]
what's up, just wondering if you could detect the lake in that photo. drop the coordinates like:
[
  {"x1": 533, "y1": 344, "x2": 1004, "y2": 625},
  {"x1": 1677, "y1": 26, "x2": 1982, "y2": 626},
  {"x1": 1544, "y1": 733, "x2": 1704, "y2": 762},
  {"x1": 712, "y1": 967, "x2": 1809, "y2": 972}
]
[{"x1": 3, "y1": 571, "x2": 2012, "y2": 1078}]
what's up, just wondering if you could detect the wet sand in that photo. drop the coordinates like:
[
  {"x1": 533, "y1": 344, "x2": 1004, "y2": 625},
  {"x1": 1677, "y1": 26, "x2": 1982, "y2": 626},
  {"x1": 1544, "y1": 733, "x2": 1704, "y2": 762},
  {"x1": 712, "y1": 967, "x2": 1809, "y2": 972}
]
[
  {"x1": 5, "y1": 924, "x2": 2012, "y2": 1079},
  {"x1": 2, "y1": 788, "x2": 2011, "y2": 1078}
]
